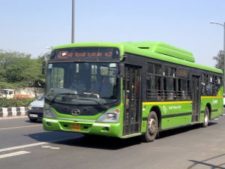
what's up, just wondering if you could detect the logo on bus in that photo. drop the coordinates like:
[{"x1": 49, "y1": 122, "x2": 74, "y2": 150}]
[
  {"x1": 212, "y1": 99, "x2": 218, "y2": 105},
  {"x1": 71, "y1": 109, "x2": 81, "y2": 116}
]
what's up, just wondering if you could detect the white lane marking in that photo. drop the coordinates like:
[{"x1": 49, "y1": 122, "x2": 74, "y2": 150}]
[
  {"x1": 0, "y1": 151, "x2": 30, "y2": 159},
  {"x1": 0, "y1": 124, "x2": 41, "y2": 131},
  {"x1": 0, "y1": 142, "x2": 48, "y2": 153},
  {"x1": 41, "y1": 145, "x2": 60, "y2": 150},
  {"x1": 0, "y1": 137, "x2": 74, "y2": 153},
  {"x1": 0, "y1": 136, "x2": 80, "y2": 153}
]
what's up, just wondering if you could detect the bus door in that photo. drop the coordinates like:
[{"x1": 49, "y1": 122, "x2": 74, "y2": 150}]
[
  {"x1": 123, "y1": 65, "x2": 142, "y2": 135},
  {"x1": 192, "y1": 75, "x2": 201, "y2": 122}
]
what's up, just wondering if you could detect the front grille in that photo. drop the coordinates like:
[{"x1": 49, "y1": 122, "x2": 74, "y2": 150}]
[
  {"x1": 31, "y1": 107, "x2": 43, "y2": 111},
  {"x1": 52, "y1": 103, "x2": 107, "y2": 116}
]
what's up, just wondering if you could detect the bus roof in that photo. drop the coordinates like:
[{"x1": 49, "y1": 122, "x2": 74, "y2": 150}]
[{"x1": 53, "y1": 42, "x2": 223, "y2": 74}]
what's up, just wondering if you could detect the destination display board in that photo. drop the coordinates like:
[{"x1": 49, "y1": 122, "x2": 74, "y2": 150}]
[{"x1": 51, "y1": 47, "x2": 120, "y2": 60}]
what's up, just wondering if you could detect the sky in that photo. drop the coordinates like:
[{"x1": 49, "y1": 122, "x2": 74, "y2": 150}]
[{"x1": 0, "y1": 0, "x2": 224, "y2": 67}]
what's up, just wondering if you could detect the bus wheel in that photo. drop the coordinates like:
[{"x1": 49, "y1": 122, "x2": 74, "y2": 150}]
[
  {"x1": 144, "y1": 111, "x2": 159, "y2": 142},
  {"x1": 203, "y1": 107, "x2": 209, "y2": 127}
]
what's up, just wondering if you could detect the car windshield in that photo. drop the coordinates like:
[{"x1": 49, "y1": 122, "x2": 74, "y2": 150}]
[
  {"x1": 46, "y1": 62, "x2": 120, "y2": 105},
  {"x1": 37, "y1": 95, "x2": 44, "y2": 101}
]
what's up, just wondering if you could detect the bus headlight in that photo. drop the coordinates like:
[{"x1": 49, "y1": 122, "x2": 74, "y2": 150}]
[
  {"x1": 97, "y1": 109, "x2": 120, "y2": 123},
  {"x1": 44, "y1": 104, "x2": 56, "y2": 119}
]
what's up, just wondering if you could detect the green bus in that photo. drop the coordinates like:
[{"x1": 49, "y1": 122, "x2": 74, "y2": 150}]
[{"x1": 43, "y1": 42, "x2": 223, "y2": 142}]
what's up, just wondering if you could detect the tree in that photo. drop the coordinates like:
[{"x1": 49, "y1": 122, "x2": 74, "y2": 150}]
[
  {"x1": 0, "y1": 50, "x2": 45, "y2": 88},
  {"x1": 213, "y1": 50, "x2": 225, "y2": 70}
]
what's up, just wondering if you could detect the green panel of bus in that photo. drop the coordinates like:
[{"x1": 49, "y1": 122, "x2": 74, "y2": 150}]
[{"x1": 43, "y1": 41, "x2": 223, "y2": 142}]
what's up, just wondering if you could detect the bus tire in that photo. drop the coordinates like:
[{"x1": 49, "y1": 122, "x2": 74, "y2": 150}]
[
  {"x1": 202, "y1": 107, "x2": 209, "y2": 127},
  {"x1": 143, "y1": 111, "x2": 159, "y2": 142}
]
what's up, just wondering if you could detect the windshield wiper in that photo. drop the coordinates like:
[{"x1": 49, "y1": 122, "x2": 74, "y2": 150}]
[
  {"x1": 45, "y1": 91, "x2": 101, "y2": 105},
  {"x1": 82, "y1": 92, "x2": 100, "y2": 99},
  {"x1": 46, "y1": 92, "x2": 78, "y2": 104},
  {"x1": 77, "y1": 97, "x2": 102, "y2": 105},
  {"x1": 45, "y1": 88, "x2": 111, "y2": 107},
  {"x1": 45, "y1": 88, "x2": 78, "y2": 103}
]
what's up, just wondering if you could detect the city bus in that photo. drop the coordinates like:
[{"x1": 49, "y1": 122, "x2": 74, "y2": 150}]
[{"x1": 43, "y1": 42, "x2": 223, "y2": 142}]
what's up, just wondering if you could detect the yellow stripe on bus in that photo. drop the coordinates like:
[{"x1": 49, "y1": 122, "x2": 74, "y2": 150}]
[
  {"x1": 143, "y1": 96, "x2": 222, "y2": 106},
  {"x1": 143, "y1": 101, "x2": 192, "y2": 105},
  {"x1": 201, "y1": 96, "x2": 223, "y2": 99}
]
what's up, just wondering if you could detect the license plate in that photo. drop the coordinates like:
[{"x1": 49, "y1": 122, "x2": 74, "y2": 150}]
[
  {"x1": 72, "y1": 123, "x2": 80, "y2": 131},
  {"x1": 30, "y1": 114, "x2": 38, "y2": 118}
]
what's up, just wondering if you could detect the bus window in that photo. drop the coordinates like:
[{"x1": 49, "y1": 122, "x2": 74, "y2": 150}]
[{"x1": 178, "y1": 79, "x2": 188, "y2": 100}]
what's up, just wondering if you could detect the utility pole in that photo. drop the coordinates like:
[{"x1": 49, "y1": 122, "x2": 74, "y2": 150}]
[
  {"x1": 71, "y1": 0, "x2": 75, "y2": 43},
  {"x1": 210, "y1": 21, "x2": 225, "y2": 92}
]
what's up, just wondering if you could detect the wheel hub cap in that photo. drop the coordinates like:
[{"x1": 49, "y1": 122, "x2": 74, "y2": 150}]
[{"x1": 148, "y1": 119, "x2": 156, "y2": 135}]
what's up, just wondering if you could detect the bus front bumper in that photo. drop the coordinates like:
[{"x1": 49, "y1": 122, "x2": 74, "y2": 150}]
[{"x1": 43, "y1": 118, "x2": 122, "y2": 137}]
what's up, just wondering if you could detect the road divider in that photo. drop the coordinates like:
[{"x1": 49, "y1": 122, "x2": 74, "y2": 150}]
[{"x1": 0, "y1": 107, "x2": 28, "y2": 118}]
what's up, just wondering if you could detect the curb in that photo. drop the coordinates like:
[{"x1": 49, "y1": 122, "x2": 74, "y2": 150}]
[{"x1": 0, "y1": 107, "x2": 28, "y2": 118}]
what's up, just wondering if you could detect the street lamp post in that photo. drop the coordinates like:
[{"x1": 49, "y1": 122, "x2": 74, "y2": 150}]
[
  {"x1": 71, "y1": 0, "x2": 75, "y2": 43},
  {"x1": 210, "y1": 21, "x2": 225, "y2": 92}
]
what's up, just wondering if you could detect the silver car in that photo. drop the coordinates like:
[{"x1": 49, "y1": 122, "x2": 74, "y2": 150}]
[{"x1": 27, "y1": 95, "x2": 44, "y2": 122}]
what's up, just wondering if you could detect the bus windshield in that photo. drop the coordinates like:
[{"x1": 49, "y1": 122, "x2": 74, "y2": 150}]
[{"x1": 46, "y1": 62, "x2": 120, "y2": 105}]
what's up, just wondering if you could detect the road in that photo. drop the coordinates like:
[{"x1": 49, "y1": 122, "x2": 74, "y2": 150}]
[{"x1": 1, "y1": 115, "x2": 225, "y2": 169}]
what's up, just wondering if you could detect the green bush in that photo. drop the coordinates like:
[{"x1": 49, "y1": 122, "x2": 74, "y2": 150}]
[{"x1": 0, "y1": 98, "x2": 34, "y2": 107}]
